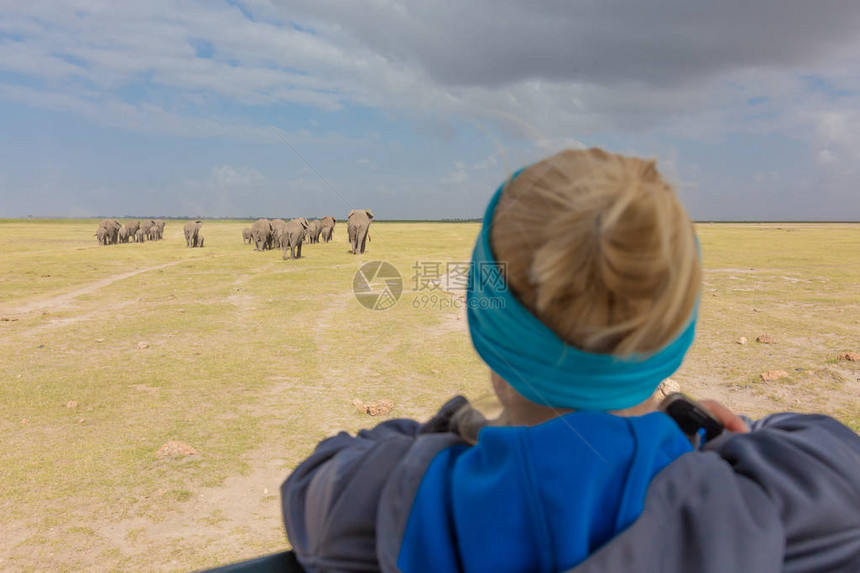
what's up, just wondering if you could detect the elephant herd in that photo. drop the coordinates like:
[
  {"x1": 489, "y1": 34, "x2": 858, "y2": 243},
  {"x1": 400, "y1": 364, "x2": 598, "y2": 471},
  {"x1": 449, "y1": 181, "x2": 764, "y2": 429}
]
[
  {"x1": 96, "y1": 219, "x2": 165, "y2": 245},
  {"x1": 243, "y1": 210, "x2": 374, "y2": 260},
  {"x1": 94, "y1": 209, "x2": 375, "y2": 258}
]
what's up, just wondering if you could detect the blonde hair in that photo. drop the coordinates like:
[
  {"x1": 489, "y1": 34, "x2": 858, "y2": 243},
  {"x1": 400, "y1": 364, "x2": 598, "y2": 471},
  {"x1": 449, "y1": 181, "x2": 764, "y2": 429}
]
[{"x1": 490, "y1": 148, "x2": 701, "y2": 357}]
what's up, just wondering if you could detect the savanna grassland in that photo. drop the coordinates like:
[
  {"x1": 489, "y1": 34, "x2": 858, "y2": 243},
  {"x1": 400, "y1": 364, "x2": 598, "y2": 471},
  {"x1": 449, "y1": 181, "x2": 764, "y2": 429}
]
[{"x1": 1, "y1": 219, "x2": 859, "y2": 572}]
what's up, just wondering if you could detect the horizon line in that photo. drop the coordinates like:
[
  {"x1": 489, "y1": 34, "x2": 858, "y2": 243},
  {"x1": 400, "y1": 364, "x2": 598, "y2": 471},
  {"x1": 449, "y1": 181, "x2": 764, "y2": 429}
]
[{"x1": 1, "y1": 216, "x2": 860, "y2": 224}]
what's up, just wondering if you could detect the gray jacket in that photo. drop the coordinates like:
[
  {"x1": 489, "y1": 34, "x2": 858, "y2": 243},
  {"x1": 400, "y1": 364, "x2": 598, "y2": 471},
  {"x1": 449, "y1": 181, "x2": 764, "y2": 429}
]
[{"x1": 282, "y1": 399, "x2": 860, "y2": 572}]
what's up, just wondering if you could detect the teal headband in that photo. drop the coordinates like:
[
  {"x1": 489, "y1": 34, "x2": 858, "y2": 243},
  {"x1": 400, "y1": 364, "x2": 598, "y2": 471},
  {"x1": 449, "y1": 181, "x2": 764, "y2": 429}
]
[{"x1": 466, "y1": 173, "x2": 698, "y2": 411}]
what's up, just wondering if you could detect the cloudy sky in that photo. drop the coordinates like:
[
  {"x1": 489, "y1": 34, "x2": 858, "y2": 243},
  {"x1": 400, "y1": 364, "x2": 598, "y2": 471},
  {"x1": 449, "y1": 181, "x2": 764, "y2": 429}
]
[{"x1": 2, "y1": 1, "x2": 860, "y2": 220}]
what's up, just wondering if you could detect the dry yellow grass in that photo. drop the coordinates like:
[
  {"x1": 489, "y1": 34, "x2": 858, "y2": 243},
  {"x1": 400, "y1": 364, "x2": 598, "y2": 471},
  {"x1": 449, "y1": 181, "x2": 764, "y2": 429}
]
[{"x1": 0, "y1": 219, "x2": 858, "y2": 571}]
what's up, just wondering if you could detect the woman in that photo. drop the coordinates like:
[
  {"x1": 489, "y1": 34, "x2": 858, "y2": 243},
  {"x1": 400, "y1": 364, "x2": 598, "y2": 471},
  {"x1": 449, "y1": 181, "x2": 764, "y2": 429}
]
[{"x1": 282, "y1": 149, "x2": 860, "y2": 572}]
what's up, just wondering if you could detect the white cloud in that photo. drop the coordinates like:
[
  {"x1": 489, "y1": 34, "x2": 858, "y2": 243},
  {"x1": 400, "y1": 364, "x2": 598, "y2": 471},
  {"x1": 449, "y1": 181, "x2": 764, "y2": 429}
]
[
  {"x1": 208, "y1": 165, "x2": 266, "y2": 188},
  {"x1": 816, "y1": 149, "x2": 838, "y2": 167},
  {"x1": 3, "y1": 1, "x2": 860, "y2": 219},
  {"x1": 534, "y1": 136, "x2": 587, "y2": 154},
  {"x1": 471, "y1": 155, "x2": 498, "y2": 170},
  {"x1": 4, "y1": 0, "x2": 860, "y2": 146},
  {"x1": 0, "y1": 82, "x2": 272, "y2": 140},
  {"x1": 440, "y1": 162, "x2": 468, "y2": 185},
  {"x1": 178, "y1": 165, "x2": 273, "y2": 217},
  {"x1": 815, "y1": 110, "x2": 860, "y2": 156},
  {"x1": 753, "y1": 171, "x2": 780, "y2": 183}
]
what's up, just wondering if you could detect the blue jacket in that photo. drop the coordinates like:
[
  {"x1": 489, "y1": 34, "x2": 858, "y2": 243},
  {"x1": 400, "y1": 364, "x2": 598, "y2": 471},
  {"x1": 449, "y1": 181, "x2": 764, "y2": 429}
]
[{"x1": 282, "y1": 397, "x2": 860, "y2": 572}]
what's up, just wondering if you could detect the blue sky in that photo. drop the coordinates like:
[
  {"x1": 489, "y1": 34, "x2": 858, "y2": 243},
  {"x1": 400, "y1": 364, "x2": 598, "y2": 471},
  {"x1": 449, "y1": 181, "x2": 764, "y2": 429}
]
[{"x1": 2, "y1": 1, "x2": 860, "y2": 220}]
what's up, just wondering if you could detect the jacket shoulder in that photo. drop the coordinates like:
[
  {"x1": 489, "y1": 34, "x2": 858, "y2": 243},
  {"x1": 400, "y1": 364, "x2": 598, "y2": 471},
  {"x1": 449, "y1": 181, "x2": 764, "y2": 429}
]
[
  {"x1": 570, "y1": 413, "x2": 860, "y2": 573},
  {"x1": 282, "y1": 413, "x2": 467, "y2": 572}
]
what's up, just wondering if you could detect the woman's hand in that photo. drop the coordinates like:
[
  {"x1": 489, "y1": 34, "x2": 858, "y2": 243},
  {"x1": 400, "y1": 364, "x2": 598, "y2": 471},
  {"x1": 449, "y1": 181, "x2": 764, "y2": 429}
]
[{"x1": 699, "y1": 399, "x2": 749, "y2": 433}]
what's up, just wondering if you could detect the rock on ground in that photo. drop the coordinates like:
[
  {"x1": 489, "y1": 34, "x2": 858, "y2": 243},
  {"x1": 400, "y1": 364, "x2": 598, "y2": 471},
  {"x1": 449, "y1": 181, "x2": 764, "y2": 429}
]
[
  {"x1": 656, "y1": 378, "x2": 681, "y2": 398},
  {"x1": 156, "y1": 441, "x2": 198, "y2": 458},
  {"x1": 760, "y1": 370, "x2": 789, "y2": 381},
  {"x1": 353, "y1": 398, "x2": 394, "y2": 416}
]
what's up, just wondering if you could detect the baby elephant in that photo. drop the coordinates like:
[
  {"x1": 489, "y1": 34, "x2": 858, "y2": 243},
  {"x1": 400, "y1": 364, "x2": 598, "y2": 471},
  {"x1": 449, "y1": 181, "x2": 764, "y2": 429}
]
[
  {"x1": 242, "y1": 228, "x2": 253, "y2": 244},
  {"x1": 197, "y1": 235, "x2": 204, "y2": 248},
  {"x1": 135, "y1": 228, "x2": 145, "y2": 243}
]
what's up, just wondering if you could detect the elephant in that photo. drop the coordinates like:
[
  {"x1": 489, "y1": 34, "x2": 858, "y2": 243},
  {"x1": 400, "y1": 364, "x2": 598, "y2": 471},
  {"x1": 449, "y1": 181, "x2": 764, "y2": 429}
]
[
  {"x1": 95, "y1": 221, "x2": 110, "y2": 245},
  {"x1": 184, "y1": 220, "x2": 203, "y2": 248},
  {"x1": 319, "y1": 216, "x2": 336, "y2": 242},
  {"x1": 118, "y1": 224, "x2": 132, "y2": 244},
  {"x1": 97, "y1": 219, "x2": 121, "y2": 245},
  {"x1": 270, "y1": 219, "x2": 287, "y2": 249},
  {"x1": 153, "y1": 219, "x2": 166, "y2": 240},
  {"x1": 242, "y1": 227, "x2": 253, "y2": 244},
  {"x1": 250, "y1": 218, "x2": 274, "y2": 251},
  {"x1": 197, "y1": 234, "x2": 204, "y2": 248},
  {"x1": 135, "y1": 228, "x2": 145, "y2": 243},
  {"x1": 281, "y1": 217, "x2": 309, "y2": 260},
  {"x1": 307, "y1": 219, "x2": 322, "y2": 244},
  {"x1": 347, "y1": 209, "x2": 374, "y2": 254},
  {"x1": 140, "y1": 219, "x2": 157, "y2": 240},
  {"x1": 124, "y1": 220, "x2": 141, "y2": 241},
  {"x1": 108, "y1": 220, "x2": 121, "y2": 244}
]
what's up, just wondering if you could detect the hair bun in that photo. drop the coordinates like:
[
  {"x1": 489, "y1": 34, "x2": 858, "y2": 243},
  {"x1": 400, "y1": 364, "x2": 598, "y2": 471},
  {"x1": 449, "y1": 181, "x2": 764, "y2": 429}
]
[{"x1": 490, "y1": 148, "x2": 700, "y2": 356}]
